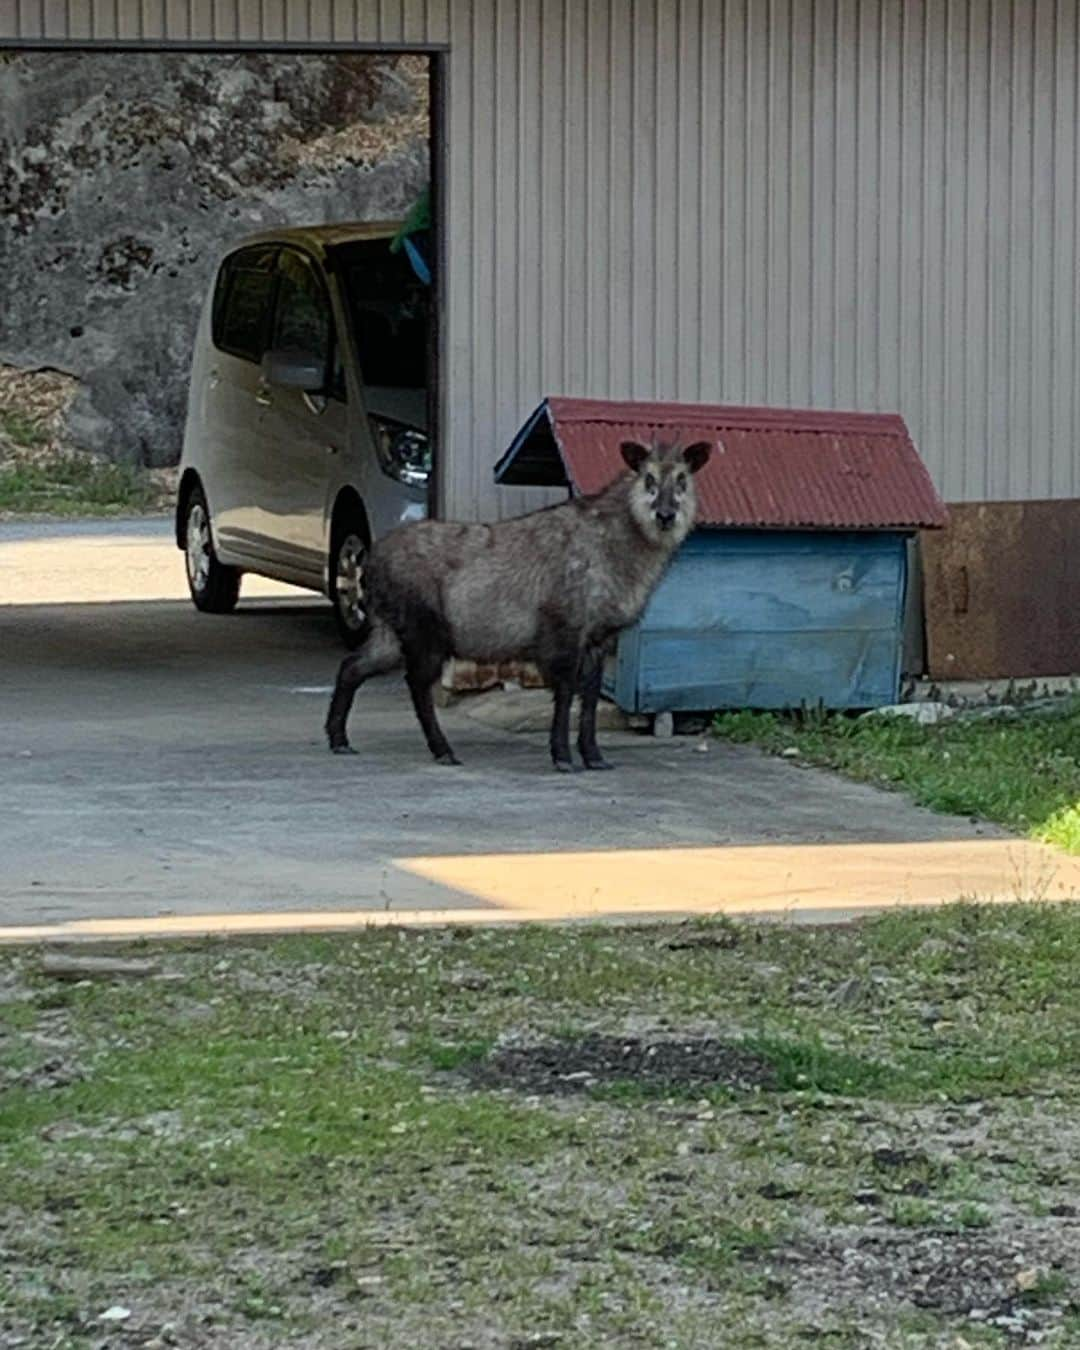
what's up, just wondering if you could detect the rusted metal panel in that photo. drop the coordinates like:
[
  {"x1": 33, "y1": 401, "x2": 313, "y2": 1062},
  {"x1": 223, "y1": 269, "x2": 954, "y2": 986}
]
[
  {"x1": 495, "y1": 398, "x2": 947, "y2": 532},
  {"x1": 923, "y1": 500, "x2": 1080, "y2": 679}
]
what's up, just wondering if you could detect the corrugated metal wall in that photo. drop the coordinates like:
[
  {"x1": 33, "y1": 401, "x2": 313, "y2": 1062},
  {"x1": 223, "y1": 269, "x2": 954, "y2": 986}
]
[{"x1": 3, "y1": 1, "x2": 1078, "y2": 519}]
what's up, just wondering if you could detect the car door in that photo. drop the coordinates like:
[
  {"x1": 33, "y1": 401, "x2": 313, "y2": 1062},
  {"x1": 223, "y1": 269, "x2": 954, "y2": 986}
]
[
  {"x1": 204, "y1": 245, "x2": 278, "y2": 559},
  {"x1": 255, "y1": 247, "x2": 348, "y2": 583}
]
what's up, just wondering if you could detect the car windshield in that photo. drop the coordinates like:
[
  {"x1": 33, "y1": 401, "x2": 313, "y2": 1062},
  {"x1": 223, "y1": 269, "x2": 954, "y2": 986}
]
[{"x1": 333, "y1": 240, "x2": 428, "y2": 391}]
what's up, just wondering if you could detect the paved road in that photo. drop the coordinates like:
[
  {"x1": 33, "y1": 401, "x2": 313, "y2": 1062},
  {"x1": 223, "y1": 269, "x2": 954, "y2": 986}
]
[{"x1": 2, "y1": 518, "x2": 1078, "y2": 940}]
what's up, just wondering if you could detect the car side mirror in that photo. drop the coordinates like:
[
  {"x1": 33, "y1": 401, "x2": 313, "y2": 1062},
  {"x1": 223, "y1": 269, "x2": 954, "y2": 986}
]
[{"x1": 261, "y1": 348, "x2": 325, "y2": 393}]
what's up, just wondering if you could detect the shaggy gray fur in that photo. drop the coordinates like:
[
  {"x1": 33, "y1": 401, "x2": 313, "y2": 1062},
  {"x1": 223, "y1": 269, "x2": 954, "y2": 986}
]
[{"x1": 325, "y1": 438, "x2": 712, "y2": 771}]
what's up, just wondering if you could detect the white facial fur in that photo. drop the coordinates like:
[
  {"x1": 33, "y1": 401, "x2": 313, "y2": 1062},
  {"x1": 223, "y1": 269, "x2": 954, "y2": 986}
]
[{"x1": 624, "y1": 442, "x2": 711, "y2": 548}]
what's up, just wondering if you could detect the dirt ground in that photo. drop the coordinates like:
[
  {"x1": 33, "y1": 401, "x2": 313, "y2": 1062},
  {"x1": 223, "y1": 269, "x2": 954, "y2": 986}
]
[{"x1": 3, "y1": 908, "x2": 1079, "y2": 1348}]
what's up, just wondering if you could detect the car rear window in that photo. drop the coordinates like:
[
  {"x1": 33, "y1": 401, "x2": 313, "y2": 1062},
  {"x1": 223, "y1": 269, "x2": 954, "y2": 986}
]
[{"x1": 212, "y1": 246, "x2": 277, "y2": 362}]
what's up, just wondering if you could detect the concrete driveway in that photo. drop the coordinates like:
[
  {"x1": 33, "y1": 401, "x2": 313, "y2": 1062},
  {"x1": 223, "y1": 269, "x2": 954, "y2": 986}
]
[{"x1": 2, "y1": 518, "x2": 1078, "y2": 941}]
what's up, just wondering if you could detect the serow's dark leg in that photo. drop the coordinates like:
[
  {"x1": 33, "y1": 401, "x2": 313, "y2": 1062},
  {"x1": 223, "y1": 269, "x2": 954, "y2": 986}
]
[
  {"x1": 325, "y1": 623, "x2": 401, "y2": 753},
  {"x1": 405, "y1": 648, "x2": 461, "y2": 766},
  {"x1": 577, "y1": 647, "x2": 614, "y2": 770},
  {"x1": 549, "y1": 679, "x2": 578, "y2": 771},
  {"x1": 545, "y1": 645, "x2": 581, "y2": 772}
]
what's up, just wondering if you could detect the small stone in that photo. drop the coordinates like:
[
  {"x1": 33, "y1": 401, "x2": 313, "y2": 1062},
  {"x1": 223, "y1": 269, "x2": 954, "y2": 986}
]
[
  {"x1": 830, "y1": 976, "x2": 866, "y2": 1007},
  {"x1": 758, "y1": 1181, "x2": 802, "y2": 1201},
  {"x1": 780, "y1": 746, "x2": 800, "y2": 758},
  {"x1": 448, "y1": 969, "x2": 491, "y2": 990},
  {"x1": 99, "y1": 1305, "x2": 132, "y2": 1322},
  {"x1": 861, "y1": 701, "x2": 956, "y2": 725},
  {"x1": 1015, "y1": 1267, "x2": 1040, "y2": 1292}
]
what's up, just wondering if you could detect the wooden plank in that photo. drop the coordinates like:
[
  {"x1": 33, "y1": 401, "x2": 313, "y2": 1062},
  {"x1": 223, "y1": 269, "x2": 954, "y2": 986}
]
[
  {"x1": 643, "y1": 559, "x2": 903, "y2": 636},
  {"x1": 41, "y1": 953, "x2": 160, "y2": 981},
  {"x1": 634, "y1": 630, "x2": 901, "y2": 710},
  {"x1": 610, "y1": 530, "x2": 906, "y2": 712}
]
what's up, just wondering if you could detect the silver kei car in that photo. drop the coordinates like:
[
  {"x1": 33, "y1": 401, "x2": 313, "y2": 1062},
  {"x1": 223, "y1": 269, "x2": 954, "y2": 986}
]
[{"x1": 175, "y1": 221, "x2": 432, "y2": 646}]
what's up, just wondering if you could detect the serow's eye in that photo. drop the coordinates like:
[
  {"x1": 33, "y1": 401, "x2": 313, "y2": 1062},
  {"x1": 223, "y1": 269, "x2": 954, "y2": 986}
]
[
  {"x1": 676, "y1": 475, "x2": 687, "y2": 491},
  {"x1": 644, "y1": 474, "x2": 657, "y2": 493}
]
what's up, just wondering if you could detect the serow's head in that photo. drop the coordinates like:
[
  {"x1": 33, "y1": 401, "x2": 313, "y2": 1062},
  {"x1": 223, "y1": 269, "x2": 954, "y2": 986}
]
[{"x1": 621, "y1": 438, "x2": 713, "y2": 548}]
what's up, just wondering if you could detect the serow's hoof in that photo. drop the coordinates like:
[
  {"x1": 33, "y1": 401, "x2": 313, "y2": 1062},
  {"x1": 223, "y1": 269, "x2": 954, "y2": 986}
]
[
  {"x1": 329, "y1": 741, "x2": 356, "y2": 755},
  {"x1": 553, "y1": 759, "x2": 582, "y2": 774},
  {"x1": 582, "y1": 756, "x2": 615, "y2": 771},
  {"x1": 435, "y1": 752, "x2": 463, "y2": 766}
]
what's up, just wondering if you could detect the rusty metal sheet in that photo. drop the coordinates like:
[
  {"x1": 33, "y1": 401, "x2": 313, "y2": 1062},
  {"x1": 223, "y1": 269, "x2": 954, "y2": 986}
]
[
  {"x1": 495, "y1": 397, "x2": 948, "y2": 531},
  {"x1": 922, "y1": 500, "x2": 1080, "y2": 679}
]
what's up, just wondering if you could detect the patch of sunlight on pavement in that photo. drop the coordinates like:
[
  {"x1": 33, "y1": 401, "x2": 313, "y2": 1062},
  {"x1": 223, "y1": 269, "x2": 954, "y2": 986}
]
[
  {"x1": 0, "y1": 528, "x2": 303, "y2": 604},
  {"x1": 396, "y1": 839, "x2": 1080, "y2": 916},
  {"x1": 3, "y1": 839, "x2": 1078, "y2": 944}
]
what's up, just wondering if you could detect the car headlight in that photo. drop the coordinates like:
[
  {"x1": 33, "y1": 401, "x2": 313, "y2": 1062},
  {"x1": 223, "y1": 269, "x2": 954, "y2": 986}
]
[{"x1": 368, "y1": 415, "x2": 432, "y2": 488}]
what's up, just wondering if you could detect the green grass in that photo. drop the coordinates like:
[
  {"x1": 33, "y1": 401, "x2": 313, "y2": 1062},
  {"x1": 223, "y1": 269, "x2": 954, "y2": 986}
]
[
  {"x1": 2, "y1": 905, "x2": 1080, "y2": 1347},
  {"x1": 0, "y1": 451, "x2": 160, "y2": 516},
  {"x1": 714, "y1": 703, "x2": 1080, "y2": 852},
  {"x1": 0, "y1": 407, "x2": 44, "y2": 448}
]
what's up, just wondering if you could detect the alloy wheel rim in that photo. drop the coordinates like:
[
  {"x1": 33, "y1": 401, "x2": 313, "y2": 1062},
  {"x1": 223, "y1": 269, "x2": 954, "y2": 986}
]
[
  {"x1": 335, "y1": 533, "x2": 367, "y2": 630},
  {"x1": 186, "y1": 502, "x2": 211, "y2": 592}
]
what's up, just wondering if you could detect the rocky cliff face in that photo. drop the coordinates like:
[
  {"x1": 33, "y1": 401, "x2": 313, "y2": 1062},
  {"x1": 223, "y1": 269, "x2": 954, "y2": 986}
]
[{"x1": 0, "y1": 51, "x2": 428, "y2": 466}]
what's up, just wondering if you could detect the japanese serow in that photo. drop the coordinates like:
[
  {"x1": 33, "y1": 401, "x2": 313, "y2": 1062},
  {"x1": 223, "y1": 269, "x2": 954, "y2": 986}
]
[{"x1": 325, "y1": 438, "x2": 713, "y2": 771}]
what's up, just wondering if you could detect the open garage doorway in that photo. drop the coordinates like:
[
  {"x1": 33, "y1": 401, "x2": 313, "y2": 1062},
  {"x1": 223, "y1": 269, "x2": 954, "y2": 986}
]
[{"x1": 0, "y1": 44, "x2": 444, "y2": 632}]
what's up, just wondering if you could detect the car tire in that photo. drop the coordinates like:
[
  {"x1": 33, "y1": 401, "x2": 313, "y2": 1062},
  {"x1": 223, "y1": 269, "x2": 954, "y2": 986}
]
[
  {"x1": 183, "y1": 484, "x2": 240, "y2": 614},
  {"x1": 329, "y1": 515, "x2": 370, "y2": 650}
]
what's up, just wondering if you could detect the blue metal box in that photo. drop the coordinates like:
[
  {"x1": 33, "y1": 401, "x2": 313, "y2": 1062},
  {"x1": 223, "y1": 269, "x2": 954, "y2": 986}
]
[{"x1": 604, "y1": 529, "x2": 909, "y2": 712}]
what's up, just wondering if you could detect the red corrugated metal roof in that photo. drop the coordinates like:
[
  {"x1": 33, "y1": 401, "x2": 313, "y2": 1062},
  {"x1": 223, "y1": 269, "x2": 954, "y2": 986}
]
[{"x1": 494, "y1": 397, "x2": 948, "y2": 530}]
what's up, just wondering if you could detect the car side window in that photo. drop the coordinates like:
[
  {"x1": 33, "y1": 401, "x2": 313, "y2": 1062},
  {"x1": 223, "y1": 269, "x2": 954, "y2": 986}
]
[
  {"x1": 212, "y1": 246, "x2": 277, "y2": 362},
  {"x1": 272, "y1": 249, "x2": 346, "y2": 402}
]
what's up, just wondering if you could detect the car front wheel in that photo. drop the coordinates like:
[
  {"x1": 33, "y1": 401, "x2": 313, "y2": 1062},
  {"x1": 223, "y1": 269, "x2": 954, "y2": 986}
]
[
  {"x1": 184, "y1": 485, "x2": 240, "y2": 614},
  {"x1": 330, "y1": 521, "x2": 369, "y2": 649}
]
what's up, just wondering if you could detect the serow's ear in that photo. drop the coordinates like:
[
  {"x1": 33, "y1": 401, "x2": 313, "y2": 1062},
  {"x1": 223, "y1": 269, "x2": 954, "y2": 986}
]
[
  {"x1": 682, "y1": 441, "x2": 712, "y2": 474},
  {"x1": 620, "y1": 441, "x2": 650, "y2": 474}
]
